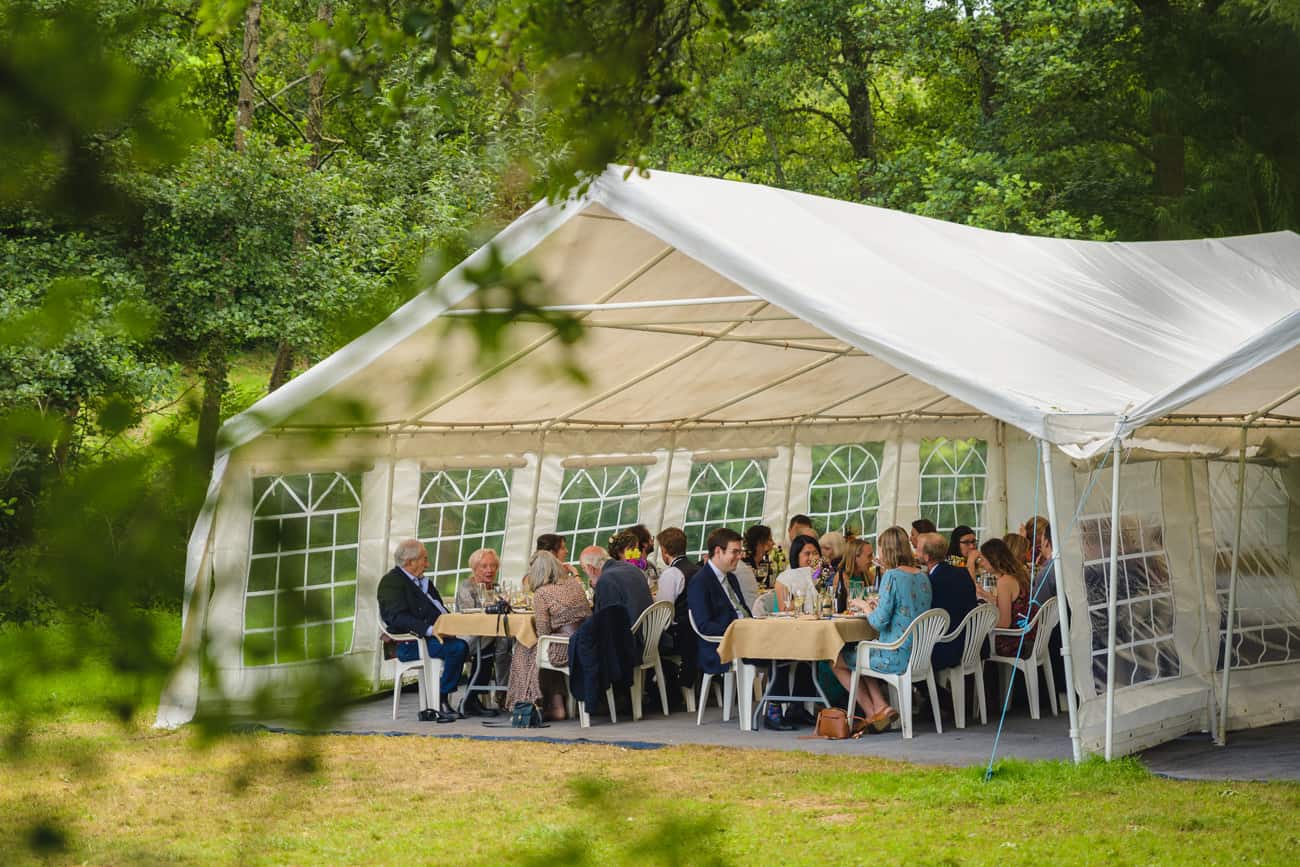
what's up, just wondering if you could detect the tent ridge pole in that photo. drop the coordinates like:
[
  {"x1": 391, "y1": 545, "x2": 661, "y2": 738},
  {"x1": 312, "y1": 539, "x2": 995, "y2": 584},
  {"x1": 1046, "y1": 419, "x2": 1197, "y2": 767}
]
[
  {"x1": 1040, "y1": 438, "x2": 1082, "y2": 763},
  {"x1": 1104, "y1": 434, "x2": 1123, "y2": 760},
  {"x1": 1217, "y1": 424, "x2": 1249, "y2": 745}
]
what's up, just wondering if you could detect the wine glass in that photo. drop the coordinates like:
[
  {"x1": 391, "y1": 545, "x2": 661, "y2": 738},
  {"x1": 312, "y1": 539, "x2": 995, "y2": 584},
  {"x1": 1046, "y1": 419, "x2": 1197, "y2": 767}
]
[{"x1": 792, "y1": 591, "x2": 805, "y2": 614}]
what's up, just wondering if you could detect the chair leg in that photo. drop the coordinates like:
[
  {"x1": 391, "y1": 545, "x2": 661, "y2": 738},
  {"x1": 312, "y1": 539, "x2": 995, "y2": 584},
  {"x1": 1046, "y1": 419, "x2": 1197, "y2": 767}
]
[
  {"x1": 898, "y1": 677, "x2": 913, "y2": 739},
  {"x1": 606, "y1": 687, "x2": 618, "y2": 724},
  {"x1": 846, "y1": 670, "x2": 859, "y2": 720},
  {"x1": 565, "y1": 674, "x2": 576, "y2": 718},
  {"x1": 949, "y1": 671, "x2": 966, "y2": 730},
  {"x1": 722, "y1": 670, "x2": 735, "y2": 722},
  {"x1": 654, "y1": 660, "x2": 670, "y2": 717},
  {"x1": 926, "y1": 674, "x2": 943, "y2": 734},
  {"x1": 1024, "y1": 664, "x2": 1041, "y2": 720},
  {"x1": 697, "y1": 673, "x2": 713, "y2": 725},
  {"x1": 1042, "y1": 660, "x2": 1059, "y2": 717},
  {"x1": 737, "y1": 664, "x2": 755, "y2": 732},
  {"x1": 683, "y1": 684, "x2": 696, "y2": 714},
  {"x1": 631, "y1": 668, "x2": 644, "y2": 721},
  {"x1": 392, "y1": 677, "x2": 402, "y2": 721},
  {"x1": 579, "y1": 700, "x2": 591, "y2": 728},
  {"x1": 974, "y1": 665, "x2": 988, "y2": 725}
]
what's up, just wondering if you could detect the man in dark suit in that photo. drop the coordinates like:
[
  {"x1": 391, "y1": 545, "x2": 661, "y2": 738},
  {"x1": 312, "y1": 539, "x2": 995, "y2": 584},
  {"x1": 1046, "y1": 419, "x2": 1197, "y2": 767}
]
[
  {"x1": 686, "y1": 527, "x2": 793, "y2": 729},
  {"x1": 917, "y1": 533, "x2": 978, "y2": 671},
  {"x1": 377, "y1": 539, "x2": 468, "y2": 722}
]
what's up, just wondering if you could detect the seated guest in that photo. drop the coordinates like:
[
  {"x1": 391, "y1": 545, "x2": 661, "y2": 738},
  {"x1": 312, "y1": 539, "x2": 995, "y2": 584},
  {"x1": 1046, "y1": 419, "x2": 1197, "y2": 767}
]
[
  {"x1": 916, "y1": 533, "x2": 977, "y2": 671},
  {"x1": 976, "y1": 537, "x2": 1037, "y2": 657},
  {"x1": 654, "y1": 527, "x2": 690, "y2": 605},
  {"x1": 593, "y1": 531, "x2": 653, "y2": 637},
  {"x1": 832, "y1": 536, "x2": 875, "y2": 613},
  {"x1": 624, "y1": 523, "x2": 660, "y2": 582},
  {"x1": 740, "y1": 523, "x2": 775, "y2": 591},
  {"x1": 1024, "y1": 515, "x2": 1066, "y2": 698},
  {"x1": 787, "y1": 514, "x2": 817, "y2": 544},
  {"x1": 774, "y1": 533, "x2": 822, "y2": 613},
  {"x1": 1003, "y1": 532, "x2": 1032, "y2": 571},
  {"x1": 506, "y1": 551, "x2": 592, "y2": 720},
  {"x1": 452, "y1": 548, "x2": 511, "y2": 715},
  {"x1": 948, "y1": 525, "x2": 984, "y2": 583},
  {"x1": 819, "y1": 531, "x2": 845, "y2": 570},
  {"x1": 909, "y1": 518, "x2": 937, "y2": 555},
  {"x1": 578, "y1": 545, "x2": 607, "y2": 589},
  {"x1": 831, "y1": 525, "x2": 932, "y2": 732},
  {"x1": 687, "y1": 528, "x2": 770, "y2": 713},
  {"x1": 377, "y1": 539, "x2": 469, "y2": 722},
  {"x1": 537, "y1": 532, "x2": 580, "y2": 579}
]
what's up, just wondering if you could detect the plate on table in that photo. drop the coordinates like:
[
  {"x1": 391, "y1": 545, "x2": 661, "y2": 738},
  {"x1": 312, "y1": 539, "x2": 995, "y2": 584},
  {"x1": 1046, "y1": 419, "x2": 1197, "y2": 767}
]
[
  {"x1": 767, "y1": 611, "x2": 794, "y2": 619},
  {"x1": 461, "y1": 608, "x2": 484, "y2": 614}
]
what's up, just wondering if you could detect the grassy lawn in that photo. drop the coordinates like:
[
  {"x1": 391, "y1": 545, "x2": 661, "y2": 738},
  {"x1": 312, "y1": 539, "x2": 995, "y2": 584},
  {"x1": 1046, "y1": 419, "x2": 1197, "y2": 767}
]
[{"x1": 2, "y1": 616, "x2": 1298, "y2": 865}]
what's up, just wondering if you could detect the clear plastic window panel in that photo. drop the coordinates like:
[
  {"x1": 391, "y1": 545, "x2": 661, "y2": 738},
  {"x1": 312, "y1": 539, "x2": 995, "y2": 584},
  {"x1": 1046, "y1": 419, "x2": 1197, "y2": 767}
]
[
  {"x1": 683, "y1": 458, "x2": 769, "y2": 558},
  {"x1": 1209, "y1": 461, "x2": 1298, "y2": 670},
  {"x1": 556, "y1": 465, "x2": 646, "y2": 562},
  {"x1": 918, "y1": 438, "x2": 988, "y2": 534},
  {"x1": 244, "y1": 472, "x2": 362, "y2": 666},
  {"x1": 808, "y1": 443, "x2": 884, "y2": 540},
  {"x1": 418, "y1": 468, "x2": 512, "y2": 598},
  {"x1": 1080, "y1": 511, "x2": 1181, "y2": 690}
]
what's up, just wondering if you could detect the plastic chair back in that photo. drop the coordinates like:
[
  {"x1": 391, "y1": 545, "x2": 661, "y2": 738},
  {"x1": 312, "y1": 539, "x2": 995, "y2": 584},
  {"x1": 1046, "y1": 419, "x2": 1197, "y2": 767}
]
[
  {"x1": 752, "y1": 590, "x2": 775, "y2": 617},
  {"x1": 1030, "y1": 597, "x2": 1059, "y2": 663},
  {"x1": 633, "y1": 601, "x2": 674, "y2": 664},
  {"x1": 903, "y1": 609, "x2": 950, "y2": 680},
  {"x1": 947, "y1": 604, "x2": 999, "y2": 671}
]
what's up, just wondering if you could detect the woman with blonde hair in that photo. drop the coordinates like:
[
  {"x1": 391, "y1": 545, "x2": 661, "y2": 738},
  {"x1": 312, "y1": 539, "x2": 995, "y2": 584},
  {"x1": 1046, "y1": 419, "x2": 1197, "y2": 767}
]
[
  {"x1": 832, "y1": 536, "x2": 875, "y2": 613},
  {"x1": 819, "y1": 531, "x2": 845, "y2": 568},
  {"x1": 505, "y1": 551, "x2": 592, "y2": 720},
  {"x1": 831, "y1": 525, "x2": 932, "y2": 732},
  {"x1": 1002, "y1": 532, "x2": 1032, "y2": 568}
]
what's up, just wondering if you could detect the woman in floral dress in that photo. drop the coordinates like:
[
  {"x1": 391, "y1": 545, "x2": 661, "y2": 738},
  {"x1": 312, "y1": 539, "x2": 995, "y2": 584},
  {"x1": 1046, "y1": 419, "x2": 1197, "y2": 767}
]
[{"x1": 505, "y1": 551, "x2": 592, "y2": 720}]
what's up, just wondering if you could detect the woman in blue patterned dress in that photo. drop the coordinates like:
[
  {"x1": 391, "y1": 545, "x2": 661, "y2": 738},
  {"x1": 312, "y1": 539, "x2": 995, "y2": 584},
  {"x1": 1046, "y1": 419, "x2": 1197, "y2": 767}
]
[{"x1": 831, "y1": 525, "x2": 932, "y2": 732}]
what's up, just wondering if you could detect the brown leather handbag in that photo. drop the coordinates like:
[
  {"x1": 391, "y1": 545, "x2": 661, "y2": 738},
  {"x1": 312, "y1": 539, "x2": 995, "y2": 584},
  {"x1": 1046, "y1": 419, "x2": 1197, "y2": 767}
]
[{"x1": 815, "y1": 707, "x2": 851, "y2": 739}]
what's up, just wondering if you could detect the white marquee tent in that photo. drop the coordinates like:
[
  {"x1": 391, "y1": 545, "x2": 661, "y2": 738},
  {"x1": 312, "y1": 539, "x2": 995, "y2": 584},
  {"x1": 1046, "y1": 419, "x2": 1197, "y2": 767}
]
[{"x1": 158, "y1": 167, "x2": 1300, "y2": 760}]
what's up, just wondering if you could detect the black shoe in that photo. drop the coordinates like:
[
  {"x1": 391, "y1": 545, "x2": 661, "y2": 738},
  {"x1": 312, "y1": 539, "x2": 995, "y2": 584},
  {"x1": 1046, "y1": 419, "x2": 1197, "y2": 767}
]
[
  {"x1": 790, "y1": 706, "x2": 817, "y2": 726},
  {"x1": 763, "y1": 707, "x2": 795, "y2": 732},
  {"x1": 440, "y1": 698, "x2": 466, "y2": 720},
  {"x1": 462, "y1": 696, "x2": 496, "y2": 718}
]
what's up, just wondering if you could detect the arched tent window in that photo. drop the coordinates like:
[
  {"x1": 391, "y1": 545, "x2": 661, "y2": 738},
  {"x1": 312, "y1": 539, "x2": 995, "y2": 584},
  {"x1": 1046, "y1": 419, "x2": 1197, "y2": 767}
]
[
  {"x1": 684, "y1": 458, "x2": 769, "y2": 557},
  {"x1": 556, "y1": 465, "x2": 645, "y2": 559},
  {"x1": 1210, "y1": 462, "x2": 1297, "y2": 669},
  {"x1": 418, "y1": 468, "x2": 512, "y2": 597},
  {"x1": 919, "y1": 437, "x2": 988, "y2": 534},
  {"x1": 808, "y1": 443, "x2": 883, "y2": 540},
  {"x1": 244, "y1": 472, "x2": 362, "y2": 666}
]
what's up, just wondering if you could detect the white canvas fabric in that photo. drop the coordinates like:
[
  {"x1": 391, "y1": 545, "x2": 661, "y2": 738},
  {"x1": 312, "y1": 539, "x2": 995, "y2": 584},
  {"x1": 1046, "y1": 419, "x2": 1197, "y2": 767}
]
[{"x1": 158, "y1": 167, "x2": 1300, "y2": 743}]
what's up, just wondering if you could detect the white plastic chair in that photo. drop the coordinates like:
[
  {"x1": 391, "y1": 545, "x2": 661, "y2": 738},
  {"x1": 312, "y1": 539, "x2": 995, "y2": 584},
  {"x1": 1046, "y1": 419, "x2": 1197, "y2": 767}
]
[
  {"x1": 537, "y1": 633, "x2": 616, "y2": 728},
  {"x1": 987, "y1": 596, "x2": 1060, "y2": 720},
  {"x1": 380, "y1": 620, "x2": 444, "y2": 721},
  {"x1": 751, "y1": 590, "x2": 775, "y2": 618},
  {"x1": 847, "y1": 608, "x2": 950, "y2": 739},
  {"x1": 934, "y1": 604, "x2": 999, "y2": 728},
  {"x1": 688, "y1": 609, "x2": 741, "y2": 725},
  {"x1": 630, "y1": 601, "x2": 675, "y2": 720}
]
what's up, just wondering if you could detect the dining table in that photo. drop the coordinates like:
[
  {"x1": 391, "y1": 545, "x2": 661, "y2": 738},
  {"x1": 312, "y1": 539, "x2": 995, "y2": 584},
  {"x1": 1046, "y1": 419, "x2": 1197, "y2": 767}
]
[
  {"x1": 434, "y1": 610, "x2": 539, "y2": 712},
  {"x1": 718, "y1": 614, "x2": 878, "y2": 732}
]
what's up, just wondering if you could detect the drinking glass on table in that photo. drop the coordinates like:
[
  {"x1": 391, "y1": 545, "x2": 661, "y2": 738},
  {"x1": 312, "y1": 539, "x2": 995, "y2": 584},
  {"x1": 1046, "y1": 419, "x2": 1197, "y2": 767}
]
[{"x1": 791, "y1": 591, "x2": 805, "y2": 614}]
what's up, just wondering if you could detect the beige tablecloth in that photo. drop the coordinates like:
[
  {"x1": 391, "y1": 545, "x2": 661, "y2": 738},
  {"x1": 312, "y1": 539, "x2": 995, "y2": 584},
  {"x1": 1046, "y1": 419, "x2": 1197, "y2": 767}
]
[
  {"x1": 433, "y1": 612, "x2": 538, "y2": 648},
  {"x1": 717, "y1": 616, "x2": 877, "y2": 664}
]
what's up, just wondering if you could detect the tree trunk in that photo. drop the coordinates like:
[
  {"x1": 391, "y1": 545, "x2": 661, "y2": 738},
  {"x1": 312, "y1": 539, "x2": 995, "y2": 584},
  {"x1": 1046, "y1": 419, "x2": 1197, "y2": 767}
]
[
  {"x1": 51, "y1": 400, "x2": 80, "y2": 472},
  {"x1": 267, "y1": 342, "x2": 294, "y2": 393},
  {"x1": 305, "y1": 2, "x2": 331, "y2": 171},
  {"x1": 196, "y1": 345, "x2": 229, "y2": 473},
  {"x1": 838, "y1": 23, "x2": 877, "y2": 163},
  {"x1": 234, "y1": 0, "x2": 264, "y2": 152}
]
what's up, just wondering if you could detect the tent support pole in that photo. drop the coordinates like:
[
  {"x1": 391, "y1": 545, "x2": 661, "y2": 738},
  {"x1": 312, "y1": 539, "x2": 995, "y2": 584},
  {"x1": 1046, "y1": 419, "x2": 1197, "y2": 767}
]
[
  {"x1": 525, "y1": 430, "x2": 549, "y2": 575},
  {"x1": 1104, "y1": 436, "x2": 1123, "y2": 760},
  {"x1": 781, "y1": 422, "x2": 799, "y2": 536},
  {"x1": 656, "y1": 430, "x2": 678, "y2": 533},
  {"x1": 1039, "y1": 438, "x2": 1081, "y2": 763},
  {"x1": 1217, "y1": 425, "x2": 1249, "y2": 745},
  {"x1": 1185, "y1": 460, "x2": 1220, "y2": 740},
  {"x1": 375, "y1": 433, "x2": 398, "y2": 692}
]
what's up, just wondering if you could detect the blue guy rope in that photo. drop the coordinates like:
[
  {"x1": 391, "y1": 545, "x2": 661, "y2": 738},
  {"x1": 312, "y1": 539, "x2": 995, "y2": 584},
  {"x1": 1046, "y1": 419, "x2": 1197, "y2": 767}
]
[{"x1": 983, "y1": 439, "x2": 1116, "y2": 781}]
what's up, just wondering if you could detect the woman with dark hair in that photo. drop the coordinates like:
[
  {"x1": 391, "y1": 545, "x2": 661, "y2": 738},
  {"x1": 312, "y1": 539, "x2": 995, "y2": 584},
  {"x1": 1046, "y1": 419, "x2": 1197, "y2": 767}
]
[
  {"x1": 948, "y1": 525, "x2": 986, "y2": 582},
  {"x1": 977, "y1": 537, "x2": 1037, "y2": 657},
  {"x1": 738, "y1": 524, "x2": 774, "y2": 603},
  {"x1": 536, "y1": 533, "x2": 579, "y2": 579},
  {"x1": 775, "y1": 533, "x2": 823, "y2": 613}
]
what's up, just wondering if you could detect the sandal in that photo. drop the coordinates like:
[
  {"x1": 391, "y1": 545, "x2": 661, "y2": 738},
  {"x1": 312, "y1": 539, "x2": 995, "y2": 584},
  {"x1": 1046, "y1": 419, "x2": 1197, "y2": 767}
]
[{"x1": 867, "y1": 707, "x2": 897, "y2": 734}]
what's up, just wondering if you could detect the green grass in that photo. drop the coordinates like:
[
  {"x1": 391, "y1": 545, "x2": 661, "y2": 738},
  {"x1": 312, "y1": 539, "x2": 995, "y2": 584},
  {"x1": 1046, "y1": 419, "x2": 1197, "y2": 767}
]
[{"x1": 2, "y1": 614, "x2": 1298, "y2": 865}]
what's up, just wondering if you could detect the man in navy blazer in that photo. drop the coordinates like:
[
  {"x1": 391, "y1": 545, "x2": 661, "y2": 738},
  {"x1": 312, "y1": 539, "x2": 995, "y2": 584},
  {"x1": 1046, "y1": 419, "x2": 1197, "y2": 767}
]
[
  {"x1": 377, "y1": 539, "x2": 469, "y2": 721},
  {"x1": 918, "y1": 533, "x2": 978, "y2": 671},
  {"x1": 686, "y1": 527, "x2": 752, "y2": 676}
]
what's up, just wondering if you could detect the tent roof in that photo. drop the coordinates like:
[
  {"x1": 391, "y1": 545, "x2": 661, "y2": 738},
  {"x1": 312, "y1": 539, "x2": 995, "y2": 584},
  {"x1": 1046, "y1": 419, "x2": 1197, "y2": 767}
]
[{"x1": 220, "y1": 167, "x2": 1300, "y2": 458}]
